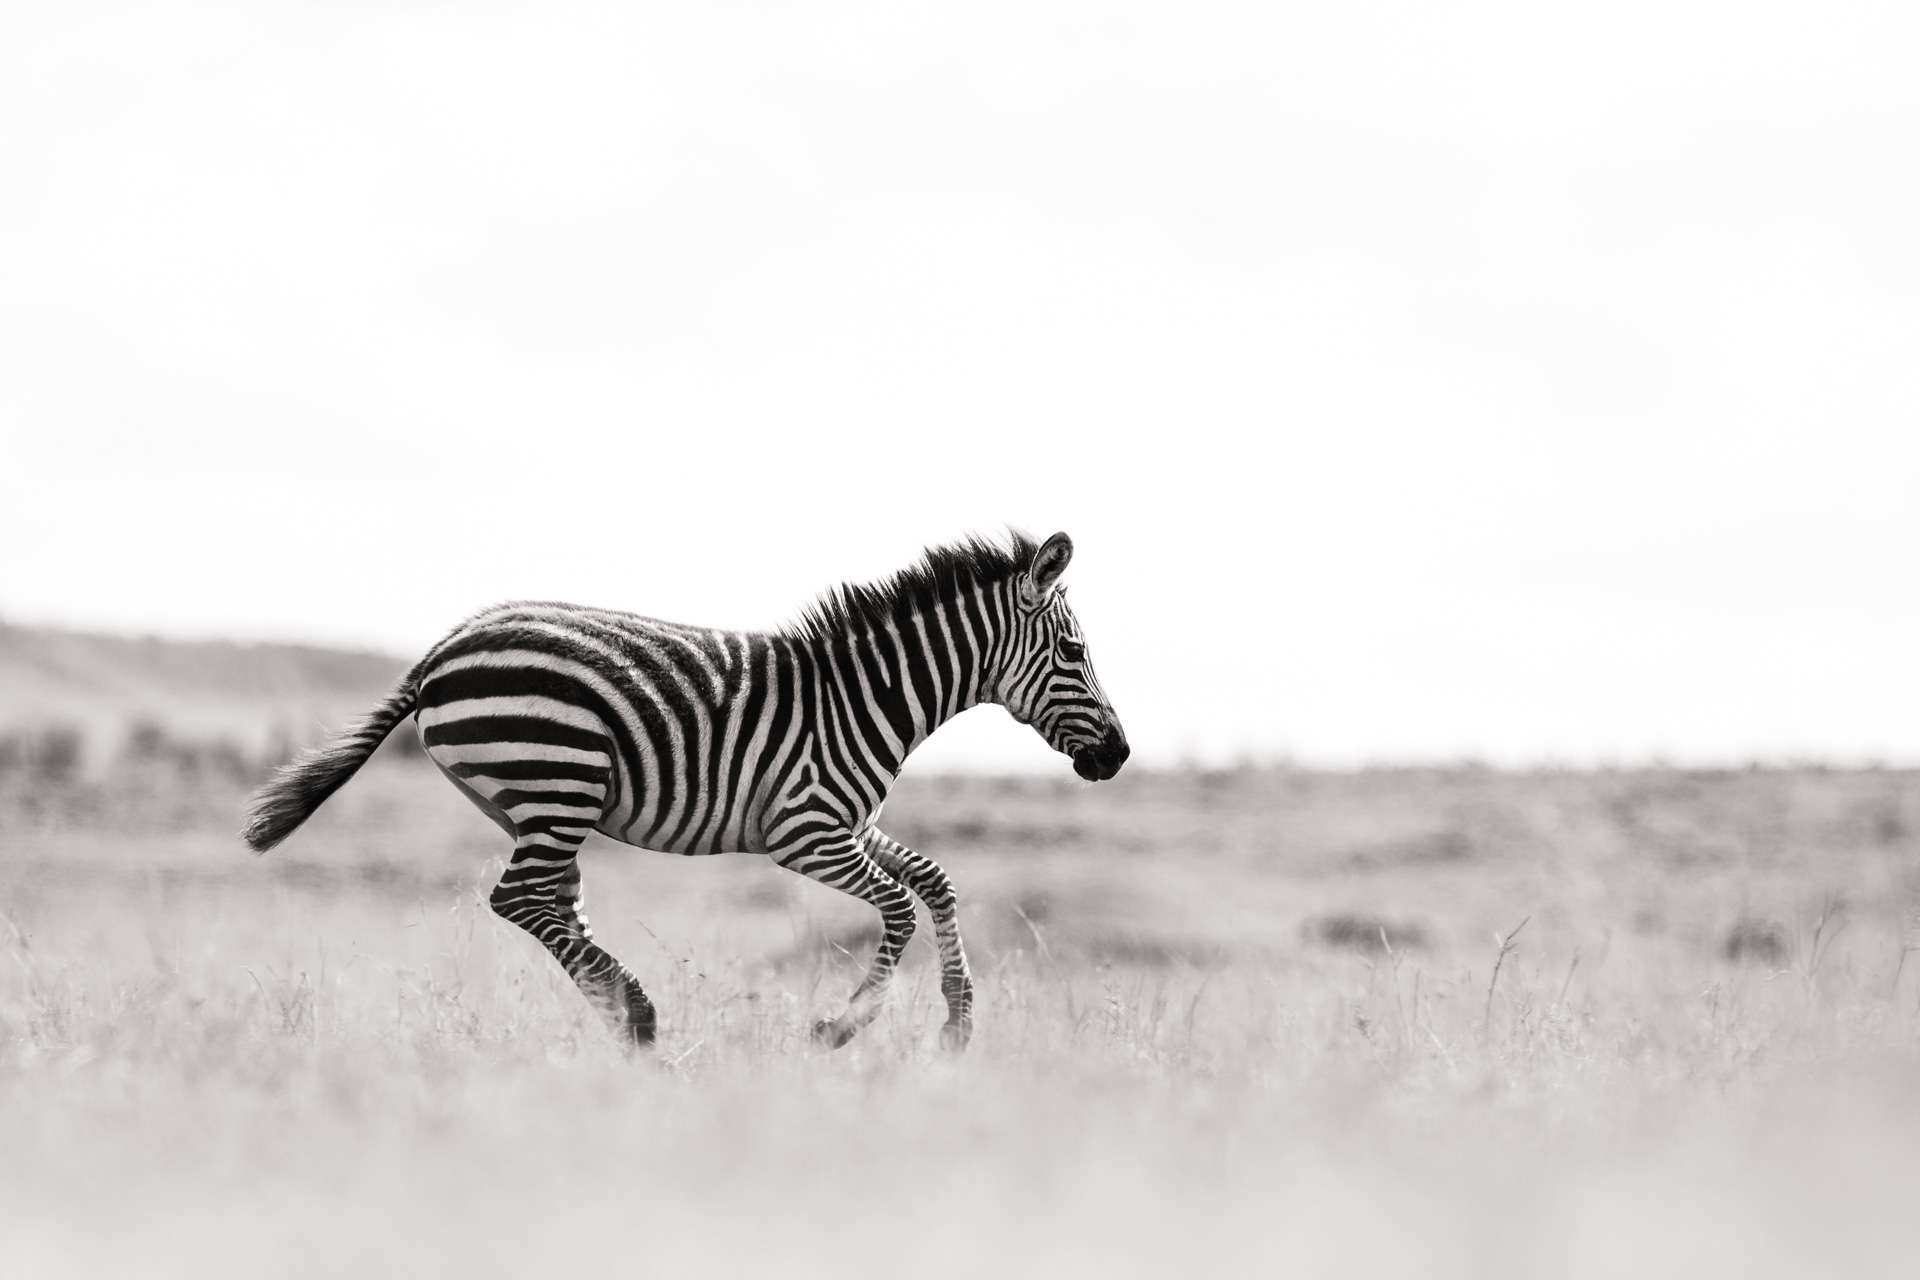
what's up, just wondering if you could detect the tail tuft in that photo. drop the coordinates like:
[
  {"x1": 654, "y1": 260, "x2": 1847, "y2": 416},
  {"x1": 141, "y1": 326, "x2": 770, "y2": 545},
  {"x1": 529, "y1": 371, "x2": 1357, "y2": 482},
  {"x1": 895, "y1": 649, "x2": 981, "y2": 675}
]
[{"x1": 242, "y1": 683, "x2": 418, "y2": 853}]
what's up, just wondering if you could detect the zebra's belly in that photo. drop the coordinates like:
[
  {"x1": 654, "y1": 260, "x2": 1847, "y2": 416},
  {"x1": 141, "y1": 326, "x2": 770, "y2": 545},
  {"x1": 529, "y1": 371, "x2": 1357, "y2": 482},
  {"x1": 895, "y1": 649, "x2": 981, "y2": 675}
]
[
  {"x1": 420, "y1": 719, "x2": 761, "y2": 858},
  {"x1": 590, "y1": 823, "x2": 740, "y2": 857},
  {"x1": 593, "y1": 749, "x2": 767, "y2": 857}
]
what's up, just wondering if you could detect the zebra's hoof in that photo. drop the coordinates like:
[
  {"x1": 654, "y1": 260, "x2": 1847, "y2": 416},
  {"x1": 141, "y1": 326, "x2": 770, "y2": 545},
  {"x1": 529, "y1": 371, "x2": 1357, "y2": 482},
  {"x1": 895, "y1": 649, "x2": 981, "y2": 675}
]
[
  {"x1": 939, "y1": 1021, "x2": 972, "y2": 1053},
  {"x1": 811, "y1": 1019, "x2": 854, "y2": 1050},
  {"x1": 619, "y1": 986, "x2": 657, "y2": 1050}
]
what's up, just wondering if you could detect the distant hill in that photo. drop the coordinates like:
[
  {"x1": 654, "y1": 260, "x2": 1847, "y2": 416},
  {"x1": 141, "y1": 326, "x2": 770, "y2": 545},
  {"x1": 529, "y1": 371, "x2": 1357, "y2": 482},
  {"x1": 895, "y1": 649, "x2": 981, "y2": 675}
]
[{"x1": 0, "y1": 620, "x2": 410, "y2": 760}]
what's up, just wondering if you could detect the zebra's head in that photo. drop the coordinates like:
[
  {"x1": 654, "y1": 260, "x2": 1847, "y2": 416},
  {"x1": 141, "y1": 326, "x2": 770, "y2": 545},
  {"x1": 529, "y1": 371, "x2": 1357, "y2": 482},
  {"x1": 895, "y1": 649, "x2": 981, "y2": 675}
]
[{"x1": 996, "y1": 532, "x2": 1130, "y2": 782}]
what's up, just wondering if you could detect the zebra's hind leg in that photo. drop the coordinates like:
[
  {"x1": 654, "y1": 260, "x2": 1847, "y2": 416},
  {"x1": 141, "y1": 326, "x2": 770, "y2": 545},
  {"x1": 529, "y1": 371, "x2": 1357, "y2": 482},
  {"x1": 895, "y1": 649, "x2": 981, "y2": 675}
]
[
  {"x1": 491, "y1": 837, "x2": 656, "y2": 1048},
  {"x1": 865, "y1": 829, "x2": 973, "y2": 1051},
  {"x1": 773, "y1": 832, "x2": 916, "y2": 1050}
]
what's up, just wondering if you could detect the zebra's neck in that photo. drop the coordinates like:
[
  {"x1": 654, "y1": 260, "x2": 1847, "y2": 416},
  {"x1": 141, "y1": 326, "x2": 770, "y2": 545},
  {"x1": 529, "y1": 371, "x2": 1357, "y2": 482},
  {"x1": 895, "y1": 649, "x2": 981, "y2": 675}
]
[{"x1": 805, "y1": 578, "x2": 1010, "y2": 780}]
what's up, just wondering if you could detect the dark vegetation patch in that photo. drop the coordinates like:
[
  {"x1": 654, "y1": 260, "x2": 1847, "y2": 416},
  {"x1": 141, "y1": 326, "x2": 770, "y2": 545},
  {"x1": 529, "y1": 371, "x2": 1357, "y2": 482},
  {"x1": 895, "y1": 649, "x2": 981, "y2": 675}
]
[
  {"x1": 1874, "y1": 808, "x2": 1908, "y2": 845},
  {"x1": 124, "y1": 720, "x2": 258, "y2": 779},
  {"x1": 0, "y1": 723, "x2": 86, "y2": 782},
  {"x1": 1723, "y1": 918, "x2": 1791, "y2": 967},
  {"x1": 1852, "y1": 799, "x2": 1911, "y2": 847},
  {"x1": 1305, "y1": 913, "x2": 1429, "y2": 956}
]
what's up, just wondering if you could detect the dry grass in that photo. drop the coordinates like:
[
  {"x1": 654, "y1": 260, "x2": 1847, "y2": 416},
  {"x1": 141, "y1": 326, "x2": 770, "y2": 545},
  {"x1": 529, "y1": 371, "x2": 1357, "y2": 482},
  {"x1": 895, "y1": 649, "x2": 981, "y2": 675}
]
[{"x1": 3, "y1": 749, "x2": 1920, "y2": 1277}]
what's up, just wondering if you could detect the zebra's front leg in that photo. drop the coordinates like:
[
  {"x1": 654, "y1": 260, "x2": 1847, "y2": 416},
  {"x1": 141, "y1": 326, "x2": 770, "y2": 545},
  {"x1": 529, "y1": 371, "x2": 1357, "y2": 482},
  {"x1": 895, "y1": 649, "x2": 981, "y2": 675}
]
[
  {"x1": 865, "y1": 829, "x2": 974, "y2": 1051},
  {"x1": 773, "y1": 831, "x2": 916, "y2": 1050},
  {"x1": 491, "y1": 840, "x2": 656, "y2": 1048}
]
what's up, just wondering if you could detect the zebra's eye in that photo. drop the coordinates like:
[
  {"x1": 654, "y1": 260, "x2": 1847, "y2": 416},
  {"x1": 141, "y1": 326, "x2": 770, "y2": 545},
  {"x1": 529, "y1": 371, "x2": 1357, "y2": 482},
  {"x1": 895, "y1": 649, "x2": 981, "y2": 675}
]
[{"x1": 1056, "y1": 637, "x2": 1085, "y2": 663}]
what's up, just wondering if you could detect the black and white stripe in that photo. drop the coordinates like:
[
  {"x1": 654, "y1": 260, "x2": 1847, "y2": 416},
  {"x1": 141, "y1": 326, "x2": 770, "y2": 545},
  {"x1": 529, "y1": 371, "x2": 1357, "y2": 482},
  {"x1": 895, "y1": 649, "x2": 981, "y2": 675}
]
[{"x1": 243, "y1": 530, "x2": 1129, "y2": 1050}]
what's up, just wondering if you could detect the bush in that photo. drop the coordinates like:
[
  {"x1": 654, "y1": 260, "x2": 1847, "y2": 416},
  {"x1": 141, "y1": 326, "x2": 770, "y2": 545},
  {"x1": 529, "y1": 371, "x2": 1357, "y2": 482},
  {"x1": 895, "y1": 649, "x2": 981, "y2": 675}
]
[
  {"x1": 1306, "y1": 913, "x2": 1428, "y2": 955},
  {"x1": 1723, "y1": 919, "x2": 1791, "y2": 966},
  {"x1": 0, "y1": 724, "x2": 84, "y2": 782}
]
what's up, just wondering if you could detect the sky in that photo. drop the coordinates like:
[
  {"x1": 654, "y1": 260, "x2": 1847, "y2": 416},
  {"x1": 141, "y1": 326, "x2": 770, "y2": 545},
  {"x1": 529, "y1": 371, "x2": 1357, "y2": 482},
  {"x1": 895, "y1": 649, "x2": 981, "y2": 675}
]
[{"x1": 2, "y1": 1, "x2": 1917, "y2": 769}]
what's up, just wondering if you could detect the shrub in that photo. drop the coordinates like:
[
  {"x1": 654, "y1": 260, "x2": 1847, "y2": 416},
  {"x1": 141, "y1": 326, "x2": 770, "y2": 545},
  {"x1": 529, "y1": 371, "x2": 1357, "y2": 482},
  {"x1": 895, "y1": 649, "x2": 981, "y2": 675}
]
[
  {"x1": 0, "y1": 724, "x2": 85, "y2": 782},
  {"x1": 1306, "y1": 913, "x2": 1428, "y2": 955},
  {"x1": 1723, "y1": 918, "x2": 1790, "y2": 966}
]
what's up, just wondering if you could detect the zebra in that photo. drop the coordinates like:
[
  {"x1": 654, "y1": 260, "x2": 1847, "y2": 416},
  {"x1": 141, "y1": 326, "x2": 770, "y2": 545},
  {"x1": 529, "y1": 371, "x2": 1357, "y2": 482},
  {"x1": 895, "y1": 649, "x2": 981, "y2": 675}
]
[{"x1": 242, "y1": 530, "x2": 1128, "y2": 1051}]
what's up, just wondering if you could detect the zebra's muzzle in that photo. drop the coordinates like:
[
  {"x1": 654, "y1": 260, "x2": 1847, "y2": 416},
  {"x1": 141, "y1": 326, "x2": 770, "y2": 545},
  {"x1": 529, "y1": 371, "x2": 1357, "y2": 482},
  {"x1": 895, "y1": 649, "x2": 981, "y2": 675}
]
[{"x1": 1070, "y1": 728, "x2": 1130, "y2": 782}]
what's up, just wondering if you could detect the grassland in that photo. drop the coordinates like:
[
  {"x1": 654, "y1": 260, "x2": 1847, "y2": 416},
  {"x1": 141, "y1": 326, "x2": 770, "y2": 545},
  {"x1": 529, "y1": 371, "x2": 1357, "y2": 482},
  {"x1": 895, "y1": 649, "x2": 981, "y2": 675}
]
[{"x1": 3, "y1": 721, "x2": 1919, "y2": 1276}]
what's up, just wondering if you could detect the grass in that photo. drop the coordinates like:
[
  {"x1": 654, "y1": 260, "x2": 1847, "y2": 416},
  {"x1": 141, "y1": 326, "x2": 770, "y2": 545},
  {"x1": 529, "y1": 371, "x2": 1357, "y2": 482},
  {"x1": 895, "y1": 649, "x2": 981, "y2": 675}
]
[{"x1": 3, "y1": 746, "x2": 1920, "y2": 1276}]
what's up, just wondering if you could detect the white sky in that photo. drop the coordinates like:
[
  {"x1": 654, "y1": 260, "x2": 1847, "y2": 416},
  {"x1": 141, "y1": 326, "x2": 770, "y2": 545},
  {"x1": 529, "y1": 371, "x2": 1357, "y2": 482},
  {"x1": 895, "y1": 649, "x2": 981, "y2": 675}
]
[{"x1": 2, "y1": 1, "x2": 1916, "y2": 768}]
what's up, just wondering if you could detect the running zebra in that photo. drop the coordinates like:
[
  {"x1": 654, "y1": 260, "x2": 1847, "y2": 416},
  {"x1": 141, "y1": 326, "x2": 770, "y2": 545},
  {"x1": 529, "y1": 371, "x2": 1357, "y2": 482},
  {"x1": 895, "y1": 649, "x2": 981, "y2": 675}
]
[{"x1": 242, "y1": 531, "x2": 1129, "y2": 1051}]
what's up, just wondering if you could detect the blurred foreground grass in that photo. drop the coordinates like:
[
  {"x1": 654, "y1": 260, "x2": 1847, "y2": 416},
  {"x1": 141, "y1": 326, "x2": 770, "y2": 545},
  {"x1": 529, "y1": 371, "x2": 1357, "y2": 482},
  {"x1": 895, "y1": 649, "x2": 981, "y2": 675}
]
[{"x1": 3, "y1": 737, "x2": 1919, "y2": 1277}]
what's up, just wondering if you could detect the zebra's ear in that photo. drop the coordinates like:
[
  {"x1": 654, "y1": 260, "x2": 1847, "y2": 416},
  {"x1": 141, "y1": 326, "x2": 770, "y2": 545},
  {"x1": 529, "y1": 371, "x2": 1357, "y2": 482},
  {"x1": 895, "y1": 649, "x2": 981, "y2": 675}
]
[{"x1": 1020, "y1": 532, "x2": 1074, "y2": 608}]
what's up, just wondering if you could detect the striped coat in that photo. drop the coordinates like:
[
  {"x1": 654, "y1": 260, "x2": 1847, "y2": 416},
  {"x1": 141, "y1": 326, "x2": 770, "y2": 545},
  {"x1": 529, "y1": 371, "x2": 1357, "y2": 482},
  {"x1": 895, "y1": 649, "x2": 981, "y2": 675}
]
[{"x1": 243, "y1": 531, "x2": 1129, "y2": 1050}]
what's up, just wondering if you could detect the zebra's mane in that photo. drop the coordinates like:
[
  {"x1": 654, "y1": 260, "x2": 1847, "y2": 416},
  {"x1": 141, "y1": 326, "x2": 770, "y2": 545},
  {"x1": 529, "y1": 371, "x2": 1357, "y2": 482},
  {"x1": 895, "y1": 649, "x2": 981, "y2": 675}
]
[{"x1": 782, "y1": 530, "x2": 1041, "y2": 644}]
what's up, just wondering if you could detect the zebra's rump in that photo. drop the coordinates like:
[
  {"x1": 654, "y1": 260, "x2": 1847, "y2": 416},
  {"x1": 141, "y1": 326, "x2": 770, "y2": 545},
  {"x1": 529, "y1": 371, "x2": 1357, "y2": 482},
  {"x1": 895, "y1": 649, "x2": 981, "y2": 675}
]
[{"x1": 416, "y1": 674, "x2": 617, "y2": 852}]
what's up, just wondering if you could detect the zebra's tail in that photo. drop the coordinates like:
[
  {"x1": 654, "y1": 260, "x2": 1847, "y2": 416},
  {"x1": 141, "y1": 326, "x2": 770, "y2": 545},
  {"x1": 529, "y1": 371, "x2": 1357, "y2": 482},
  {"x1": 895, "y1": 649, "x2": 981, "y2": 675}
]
[{"x1": 242, "y1": 677, "x2": 421, "y2": 853}]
